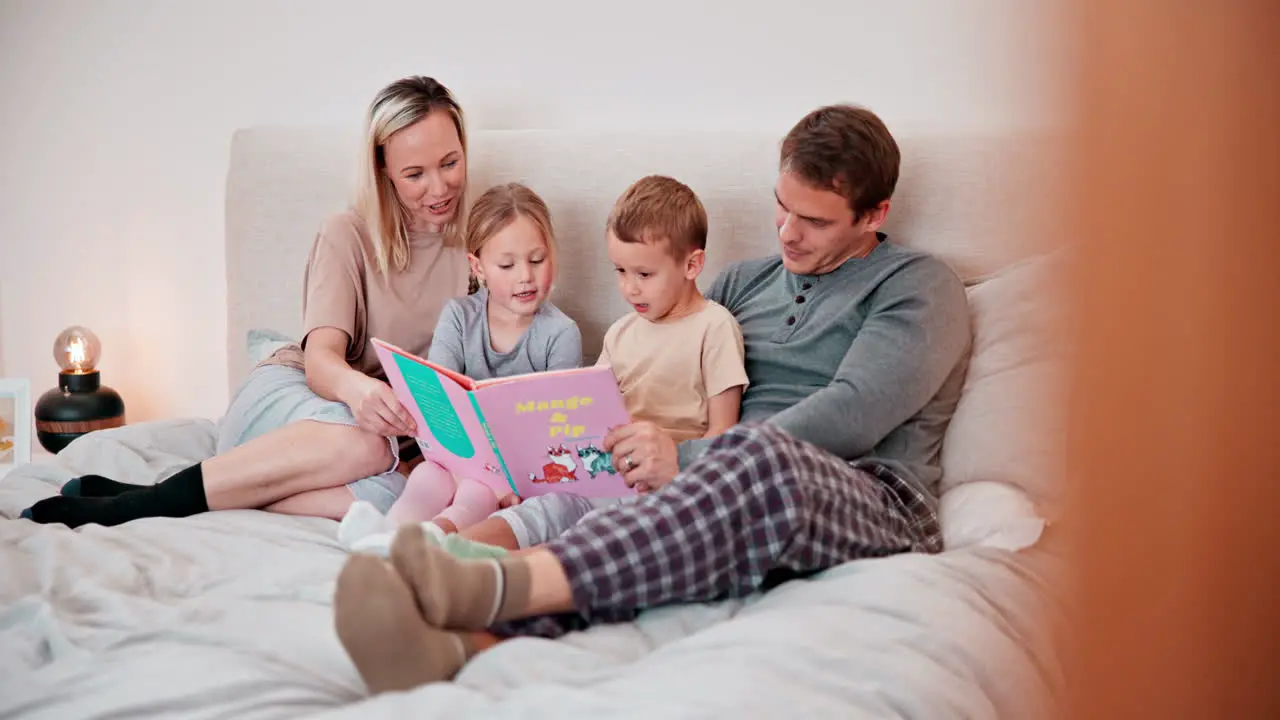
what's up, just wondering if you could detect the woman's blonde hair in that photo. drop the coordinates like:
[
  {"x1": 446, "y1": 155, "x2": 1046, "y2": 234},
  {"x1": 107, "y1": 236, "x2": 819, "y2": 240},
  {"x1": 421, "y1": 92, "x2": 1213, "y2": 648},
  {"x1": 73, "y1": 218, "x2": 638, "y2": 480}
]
[
  {"x1": 465, "y1": 183, "x2": 557, "y2": 290},
  {"x1": 355, "y1": 76, "x2": 467, "y2": 278}
]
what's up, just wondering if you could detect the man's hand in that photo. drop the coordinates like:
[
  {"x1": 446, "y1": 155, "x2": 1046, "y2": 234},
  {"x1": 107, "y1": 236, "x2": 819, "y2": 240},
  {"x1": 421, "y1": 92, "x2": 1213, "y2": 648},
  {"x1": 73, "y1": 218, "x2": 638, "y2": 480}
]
[
  {"x1": 341, "y1": 374, "x2": 416, "y2": 437},
  {"x1": 604, "y1": 421, "x2": 680, "y2": 491}
]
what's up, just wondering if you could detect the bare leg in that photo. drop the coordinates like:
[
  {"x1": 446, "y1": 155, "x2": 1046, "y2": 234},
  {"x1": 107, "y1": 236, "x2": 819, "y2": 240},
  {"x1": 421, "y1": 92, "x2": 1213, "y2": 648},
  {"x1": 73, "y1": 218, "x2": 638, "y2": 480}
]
[
  {"x1": 456, "y1": 493, "x2": 607, "y2": 551},
  {"x1": 521, "y1": 548, "x2": 575, "y2": 616},
  {"x1": 264, "y1": 486, "x2": 359, "y2": 520},
  {"x1": 203, "y1": 420, "x2": 392, "y2": 511},
  {"x1": 460, "y1": 515, "x2": 522, "y2": 551},
  {"x1": 21, "y1": 419, "x2": 394, "y2": 528},
  {"x1": 471, "y1": 631, "x2": 502, "y2": 653}
]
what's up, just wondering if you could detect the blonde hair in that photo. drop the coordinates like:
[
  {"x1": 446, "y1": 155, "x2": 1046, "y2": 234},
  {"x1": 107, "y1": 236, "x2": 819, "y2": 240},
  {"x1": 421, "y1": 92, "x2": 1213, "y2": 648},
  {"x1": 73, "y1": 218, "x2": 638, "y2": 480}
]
[
  {"x1": 607, "y1": 175, "x2": 708, "y2": 259},
  {"x1": 355, "y1": 76, "x2": 467, "y2": 278},
  {"x1": 464, "y1": 183, "x2": 557, "y2": 289}
]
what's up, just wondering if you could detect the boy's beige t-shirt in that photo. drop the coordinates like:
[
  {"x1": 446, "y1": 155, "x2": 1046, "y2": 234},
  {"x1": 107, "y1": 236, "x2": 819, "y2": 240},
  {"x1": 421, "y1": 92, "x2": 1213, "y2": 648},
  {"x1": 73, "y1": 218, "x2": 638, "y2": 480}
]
[
  {"x1": 264, "y1": 210, "x2": 470, "y2": 380},
  {"x1": 598, "y1": 300, "x2": 749, "y2": 443}
]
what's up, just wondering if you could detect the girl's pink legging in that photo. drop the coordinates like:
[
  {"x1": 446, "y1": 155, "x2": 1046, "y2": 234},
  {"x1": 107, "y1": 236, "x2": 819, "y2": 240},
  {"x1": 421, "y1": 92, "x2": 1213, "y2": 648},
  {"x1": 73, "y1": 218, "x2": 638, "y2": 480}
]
[{"x1": 385, "y1": 460, "x2": 499, "y2": 530}]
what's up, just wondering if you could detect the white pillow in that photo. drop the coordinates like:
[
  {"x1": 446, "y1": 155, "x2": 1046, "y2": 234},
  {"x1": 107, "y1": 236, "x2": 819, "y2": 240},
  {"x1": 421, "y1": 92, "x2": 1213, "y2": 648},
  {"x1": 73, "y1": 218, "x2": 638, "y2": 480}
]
[
  {"x1": 938, "y1": 248, "x2": 1072, "y2": 550},
  {"x1": 246, "y1": 328, "x2": 297, "y2": 366},
  {"x1": 940, "y1": 481, "x2": 1047, "y2": 551}
]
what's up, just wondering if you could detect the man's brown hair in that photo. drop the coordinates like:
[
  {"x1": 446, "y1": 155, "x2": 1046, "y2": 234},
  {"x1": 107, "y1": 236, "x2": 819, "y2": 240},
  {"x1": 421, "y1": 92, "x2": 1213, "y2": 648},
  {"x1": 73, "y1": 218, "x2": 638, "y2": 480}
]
[
  {"x1": 607, "y1": 175, "x2": 708, "y2": 258},
  {"x1": 780, "y1": 104, "x2": 901, "y2": 220}
]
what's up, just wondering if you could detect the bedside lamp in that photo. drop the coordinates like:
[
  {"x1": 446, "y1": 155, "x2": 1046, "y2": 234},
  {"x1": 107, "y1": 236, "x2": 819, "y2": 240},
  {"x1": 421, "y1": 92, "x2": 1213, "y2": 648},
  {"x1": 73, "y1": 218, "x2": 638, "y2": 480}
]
[{"x1": 34, "y1": 326, "x2": 126, "y2": 453}]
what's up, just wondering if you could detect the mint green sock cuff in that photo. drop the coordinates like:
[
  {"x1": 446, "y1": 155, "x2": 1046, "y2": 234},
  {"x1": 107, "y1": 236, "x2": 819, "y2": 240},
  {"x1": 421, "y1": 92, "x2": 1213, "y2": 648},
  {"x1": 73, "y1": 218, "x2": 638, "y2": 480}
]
[{"x1": 438, "y1": 534, "x2": 509, "y2": 560}]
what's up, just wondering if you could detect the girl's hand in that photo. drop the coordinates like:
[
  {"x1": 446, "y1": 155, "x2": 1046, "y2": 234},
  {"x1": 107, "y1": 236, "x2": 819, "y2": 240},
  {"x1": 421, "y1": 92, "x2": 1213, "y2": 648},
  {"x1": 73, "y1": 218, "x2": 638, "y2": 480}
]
[
  {"x1": 342, "y1": 374, "x2": 416, "y2": 437},
  {"x1": 497, "y1": 493, "x2": 522, "y2": 509}
]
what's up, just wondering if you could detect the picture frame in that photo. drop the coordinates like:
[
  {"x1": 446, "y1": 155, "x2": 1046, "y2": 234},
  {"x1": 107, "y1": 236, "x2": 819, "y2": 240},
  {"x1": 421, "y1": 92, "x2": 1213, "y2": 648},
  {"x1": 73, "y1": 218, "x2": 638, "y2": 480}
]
[{"x1": 0, "y1": 378, "x2": 33, "y2": 469}]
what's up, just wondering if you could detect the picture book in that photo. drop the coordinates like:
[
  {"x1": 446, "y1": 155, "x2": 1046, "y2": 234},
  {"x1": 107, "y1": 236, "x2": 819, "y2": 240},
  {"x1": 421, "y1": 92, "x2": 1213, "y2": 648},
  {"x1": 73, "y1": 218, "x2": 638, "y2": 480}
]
[{"x1": 372, "y1": 338, "x2": 637, "y2": 500}]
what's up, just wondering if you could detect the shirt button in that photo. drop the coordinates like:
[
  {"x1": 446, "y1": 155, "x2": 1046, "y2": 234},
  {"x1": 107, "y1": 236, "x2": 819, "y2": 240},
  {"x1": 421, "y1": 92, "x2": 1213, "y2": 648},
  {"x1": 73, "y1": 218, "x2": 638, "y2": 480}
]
[
  {"x1": 802, "y1": 282, "x2": 812, "y2": 290},
  {"x1": 786, "y1": 316, "x2": 796, "y2": 326},
  {"x1": 795, "y1": 295, "x2": 806, "y2": 304}
]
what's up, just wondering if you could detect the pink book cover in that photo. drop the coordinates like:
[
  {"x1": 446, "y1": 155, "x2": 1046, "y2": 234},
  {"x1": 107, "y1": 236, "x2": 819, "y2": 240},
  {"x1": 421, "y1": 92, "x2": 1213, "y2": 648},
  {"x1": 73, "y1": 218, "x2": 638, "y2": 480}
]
[
  {"x1": 471, "y1": 366, "x2": 634, "y2": 499},
  {"x1": 372, "y1": 339, "x2": 513, "y2": 497},
  {"x1": 372, "y1": 338, "x2": 636, "y2": 500}
]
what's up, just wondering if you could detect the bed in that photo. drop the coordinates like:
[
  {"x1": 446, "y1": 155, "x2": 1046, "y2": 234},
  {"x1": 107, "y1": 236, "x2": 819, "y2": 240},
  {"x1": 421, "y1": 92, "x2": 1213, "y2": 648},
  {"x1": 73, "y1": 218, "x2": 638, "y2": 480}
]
[{"x1": 0, "y1": 127, "x2": 1069, "y2": 719}]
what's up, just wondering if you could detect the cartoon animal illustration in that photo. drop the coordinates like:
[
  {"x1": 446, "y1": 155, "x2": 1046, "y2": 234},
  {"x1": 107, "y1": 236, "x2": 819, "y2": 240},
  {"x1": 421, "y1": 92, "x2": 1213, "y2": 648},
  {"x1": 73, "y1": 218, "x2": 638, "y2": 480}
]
[
  {"x1": 576, "y1": 444, "x2": 615, "y2": 477},
  {"x1": 528, "y1": 444, "x2": 579, "y2": 484},
  {"x1": 483, "y1": 462, "x2": 502, "y2": 475}
]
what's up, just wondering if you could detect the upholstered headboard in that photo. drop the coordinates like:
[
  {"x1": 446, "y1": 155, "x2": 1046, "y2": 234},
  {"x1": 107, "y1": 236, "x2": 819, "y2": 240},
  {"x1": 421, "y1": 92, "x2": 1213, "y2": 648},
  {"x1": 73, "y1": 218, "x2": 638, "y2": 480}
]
[{"x1": 224, "y1": 128, "x2": 1059, "y2": 396}]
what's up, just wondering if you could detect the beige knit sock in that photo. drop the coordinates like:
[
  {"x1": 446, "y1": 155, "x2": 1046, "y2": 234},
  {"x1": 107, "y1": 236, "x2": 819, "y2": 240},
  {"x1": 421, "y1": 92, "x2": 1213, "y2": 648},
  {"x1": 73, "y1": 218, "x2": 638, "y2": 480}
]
[
  {"x1": 389, "y1": 524, "x2": 532, "y2": 630},
  {"x1": 334, "y1": 554, "x2": 475, "y2": 694}
]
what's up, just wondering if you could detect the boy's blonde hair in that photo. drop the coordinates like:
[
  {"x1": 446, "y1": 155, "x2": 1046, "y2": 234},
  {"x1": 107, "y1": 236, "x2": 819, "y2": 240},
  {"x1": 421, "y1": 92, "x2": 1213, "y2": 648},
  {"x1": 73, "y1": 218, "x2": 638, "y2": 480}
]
[
  {"x1": 607, "y1": 175, "x2": 708, "y2": 259},
  {"x1": 355, "y1": 76, "x2": 468, "y2": 278},
  {"x1": 464, "y1": 183, "x2": 557, "y2": 290}
]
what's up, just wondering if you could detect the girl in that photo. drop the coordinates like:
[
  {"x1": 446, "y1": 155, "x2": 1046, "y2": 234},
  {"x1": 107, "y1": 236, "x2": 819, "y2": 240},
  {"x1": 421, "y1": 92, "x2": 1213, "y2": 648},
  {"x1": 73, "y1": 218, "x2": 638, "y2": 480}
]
[{"x1": 385, "y1": 183, "x2": 582, "y2": 531}]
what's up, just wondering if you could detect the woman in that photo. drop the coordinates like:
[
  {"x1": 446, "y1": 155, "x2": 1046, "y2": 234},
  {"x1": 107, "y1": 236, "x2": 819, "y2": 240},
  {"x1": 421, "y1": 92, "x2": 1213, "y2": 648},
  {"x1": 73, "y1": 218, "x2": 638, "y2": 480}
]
[{"x1": 23, "y1": 76, "x2": 472, "y2": 526}]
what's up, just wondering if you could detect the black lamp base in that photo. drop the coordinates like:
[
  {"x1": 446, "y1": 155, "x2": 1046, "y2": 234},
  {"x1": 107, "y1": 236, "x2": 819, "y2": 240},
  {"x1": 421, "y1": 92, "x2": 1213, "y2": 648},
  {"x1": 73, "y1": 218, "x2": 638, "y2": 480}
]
[{"x1": 34, "y1": 371, "x2": 126, "y2": 453}]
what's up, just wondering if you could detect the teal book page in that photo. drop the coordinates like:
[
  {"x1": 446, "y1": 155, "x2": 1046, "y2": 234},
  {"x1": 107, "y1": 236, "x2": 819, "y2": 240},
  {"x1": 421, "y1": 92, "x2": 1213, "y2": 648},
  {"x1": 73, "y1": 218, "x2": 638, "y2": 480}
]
[
  {"x1": 374, "y1": 343, "x2": 511, "y2": 497},
  {"x1": 392, "y1": 354, "x2": 475, "y2": 458}
]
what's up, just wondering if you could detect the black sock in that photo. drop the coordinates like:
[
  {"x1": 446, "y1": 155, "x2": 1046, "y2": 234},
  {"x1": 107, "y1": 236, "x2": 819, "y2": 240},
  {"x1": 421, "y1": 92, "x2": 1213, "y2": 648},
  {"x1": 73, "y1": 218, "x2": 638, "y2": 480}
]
[
  {"x1": 23, "y1": 462, "x2": 209, "y2": 528},
  {"x1": 60, "y1": 474, "x2": 141, "y2": 498}
]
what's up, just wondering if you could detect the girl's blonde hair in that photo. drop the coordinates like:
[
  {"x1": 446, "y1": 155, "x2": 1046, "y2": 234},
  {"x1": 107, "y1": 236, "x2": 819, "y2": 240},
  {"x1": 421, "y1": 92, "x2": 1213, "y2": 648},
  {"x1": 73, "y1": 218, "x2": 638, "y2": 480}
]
[
  {"x1": 355, "y1": 76, "x2": 467, "y2": 278},
  {"x1": 465, "y1": 183, "x2": 557, "y2": 290}
]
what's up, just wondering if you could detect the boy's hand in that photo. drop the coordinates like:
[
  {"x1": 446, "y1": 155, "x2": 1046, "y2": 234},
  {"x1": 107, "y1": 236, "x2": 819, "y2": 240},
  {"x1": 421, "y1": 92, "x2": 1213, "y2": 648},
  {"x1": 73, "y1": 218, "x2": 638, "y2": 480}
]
[{"x1": 604, "y1": 422, "x2": 680, "y2": 491}]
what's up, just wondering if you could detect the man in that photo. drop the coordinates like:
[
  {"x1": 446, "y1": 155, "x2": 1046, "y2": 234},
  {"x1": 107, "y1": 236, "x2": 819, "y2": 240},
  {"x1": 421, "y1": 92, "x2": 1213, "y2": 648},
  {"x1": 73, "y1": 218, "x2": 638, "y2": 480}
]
[{"x1": 332, "y1": 104, "x2": 973, "y2": 693}]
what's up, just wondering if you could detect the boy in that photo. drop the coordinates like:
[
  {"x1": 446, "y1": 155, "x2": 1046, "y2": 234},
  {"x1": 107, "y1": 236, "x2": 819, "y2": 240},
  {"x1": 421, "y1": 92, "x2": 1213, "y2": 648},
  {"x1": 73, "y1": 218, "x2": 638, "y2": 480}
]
[{"x1": 478, "y1": 174, "x2": 749, "y2": 549}]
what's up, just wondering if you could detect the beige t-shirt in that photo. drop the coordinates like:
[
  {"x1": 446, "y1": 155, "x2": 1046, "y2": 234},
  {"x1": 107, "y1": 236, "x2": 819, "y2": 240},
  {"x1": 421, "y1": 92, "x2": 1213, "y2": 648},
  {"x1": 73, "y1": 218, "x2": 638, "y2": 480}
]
[
  {"x1": 598, "y1": 300, "x2": 749, "y2": 442},
  {"x1": 264, "y1": 210, "x2": 469, "y2": 380}
]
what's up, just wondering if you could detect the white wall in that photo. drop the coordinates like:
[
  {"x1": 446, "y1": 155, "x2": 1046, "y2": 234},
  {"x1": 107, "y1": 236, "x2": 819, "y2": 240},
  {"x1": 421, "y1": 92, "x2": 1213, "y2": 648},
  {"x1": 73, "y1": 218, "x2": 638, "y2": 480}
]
[{"x1": 0, "y1": 0, "x2": 1063, "y2": 422}]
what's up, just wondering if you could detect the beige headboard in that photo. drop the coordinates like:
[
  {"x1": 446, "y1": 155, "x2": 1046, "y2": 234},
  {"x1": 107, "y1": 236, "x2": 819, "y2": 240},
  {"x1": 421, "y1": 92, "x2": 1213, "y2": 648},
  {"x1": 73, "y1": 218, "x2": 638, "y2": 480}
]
[{"x1": 225, "y1": 127, "x2": 1057, "y2": 396}]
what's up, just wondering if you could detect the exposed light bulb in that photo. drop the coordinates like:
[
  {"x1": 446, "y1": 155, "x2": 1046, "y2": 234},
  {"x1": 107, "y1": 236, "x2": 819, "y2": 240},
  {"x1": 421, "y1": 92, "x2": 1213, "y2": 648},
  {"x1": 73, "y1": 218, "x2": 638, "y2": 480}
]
[{"x1": 53, "y1": 326, "x2": 102, "y2": 374}]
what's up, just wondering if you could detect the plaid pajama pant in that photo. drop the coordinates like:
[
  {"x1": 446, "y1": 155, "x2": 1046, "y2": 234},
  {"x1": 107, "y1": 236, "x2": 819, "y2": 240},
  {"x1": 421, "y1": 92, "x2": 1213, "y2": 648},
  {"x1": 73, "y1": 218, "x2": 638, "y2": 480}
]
[{"x1": 491, "y1": 423, "x2": 942, "y2": 639}]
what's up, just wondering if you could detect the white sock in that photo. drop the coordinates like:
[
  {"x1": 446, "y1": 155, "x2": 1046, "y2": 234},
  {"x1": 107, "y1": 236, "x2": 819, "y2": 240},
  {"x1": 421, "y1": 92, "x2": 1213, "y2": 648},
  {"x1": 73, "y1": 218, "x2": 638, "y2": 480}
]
[
  {"x1": 338, "y1": 501, "x2": 397, "y2": 554},
  {"x1": 420, "y1": 521, "x2": 448, "y2": 543}
]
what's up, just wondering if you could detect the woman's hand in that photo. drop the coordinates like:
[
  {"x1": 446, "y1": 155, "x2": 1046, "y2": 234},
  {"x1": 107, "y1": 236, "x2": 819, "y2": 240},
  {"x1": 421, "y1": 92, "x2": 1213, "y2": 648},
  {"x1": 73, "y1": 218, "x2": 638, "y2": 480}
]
[
  {"x1": 341, "y1": 373, "x2": 416, "y2": 437},
  {"x1": 604, "y1": 421, "x2": 680, "y2": 492}
]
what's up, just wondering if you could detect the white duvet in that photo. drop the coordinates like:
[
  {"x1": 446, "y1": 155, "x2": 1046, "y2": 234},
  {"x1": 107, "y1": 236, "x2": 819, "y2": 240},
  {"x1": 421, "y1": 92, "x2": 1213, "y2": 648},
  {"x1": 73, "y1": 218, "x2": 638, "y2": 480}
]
[{"x1": 0, "y1": 420, "x2": 1064, "y2": 719}]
